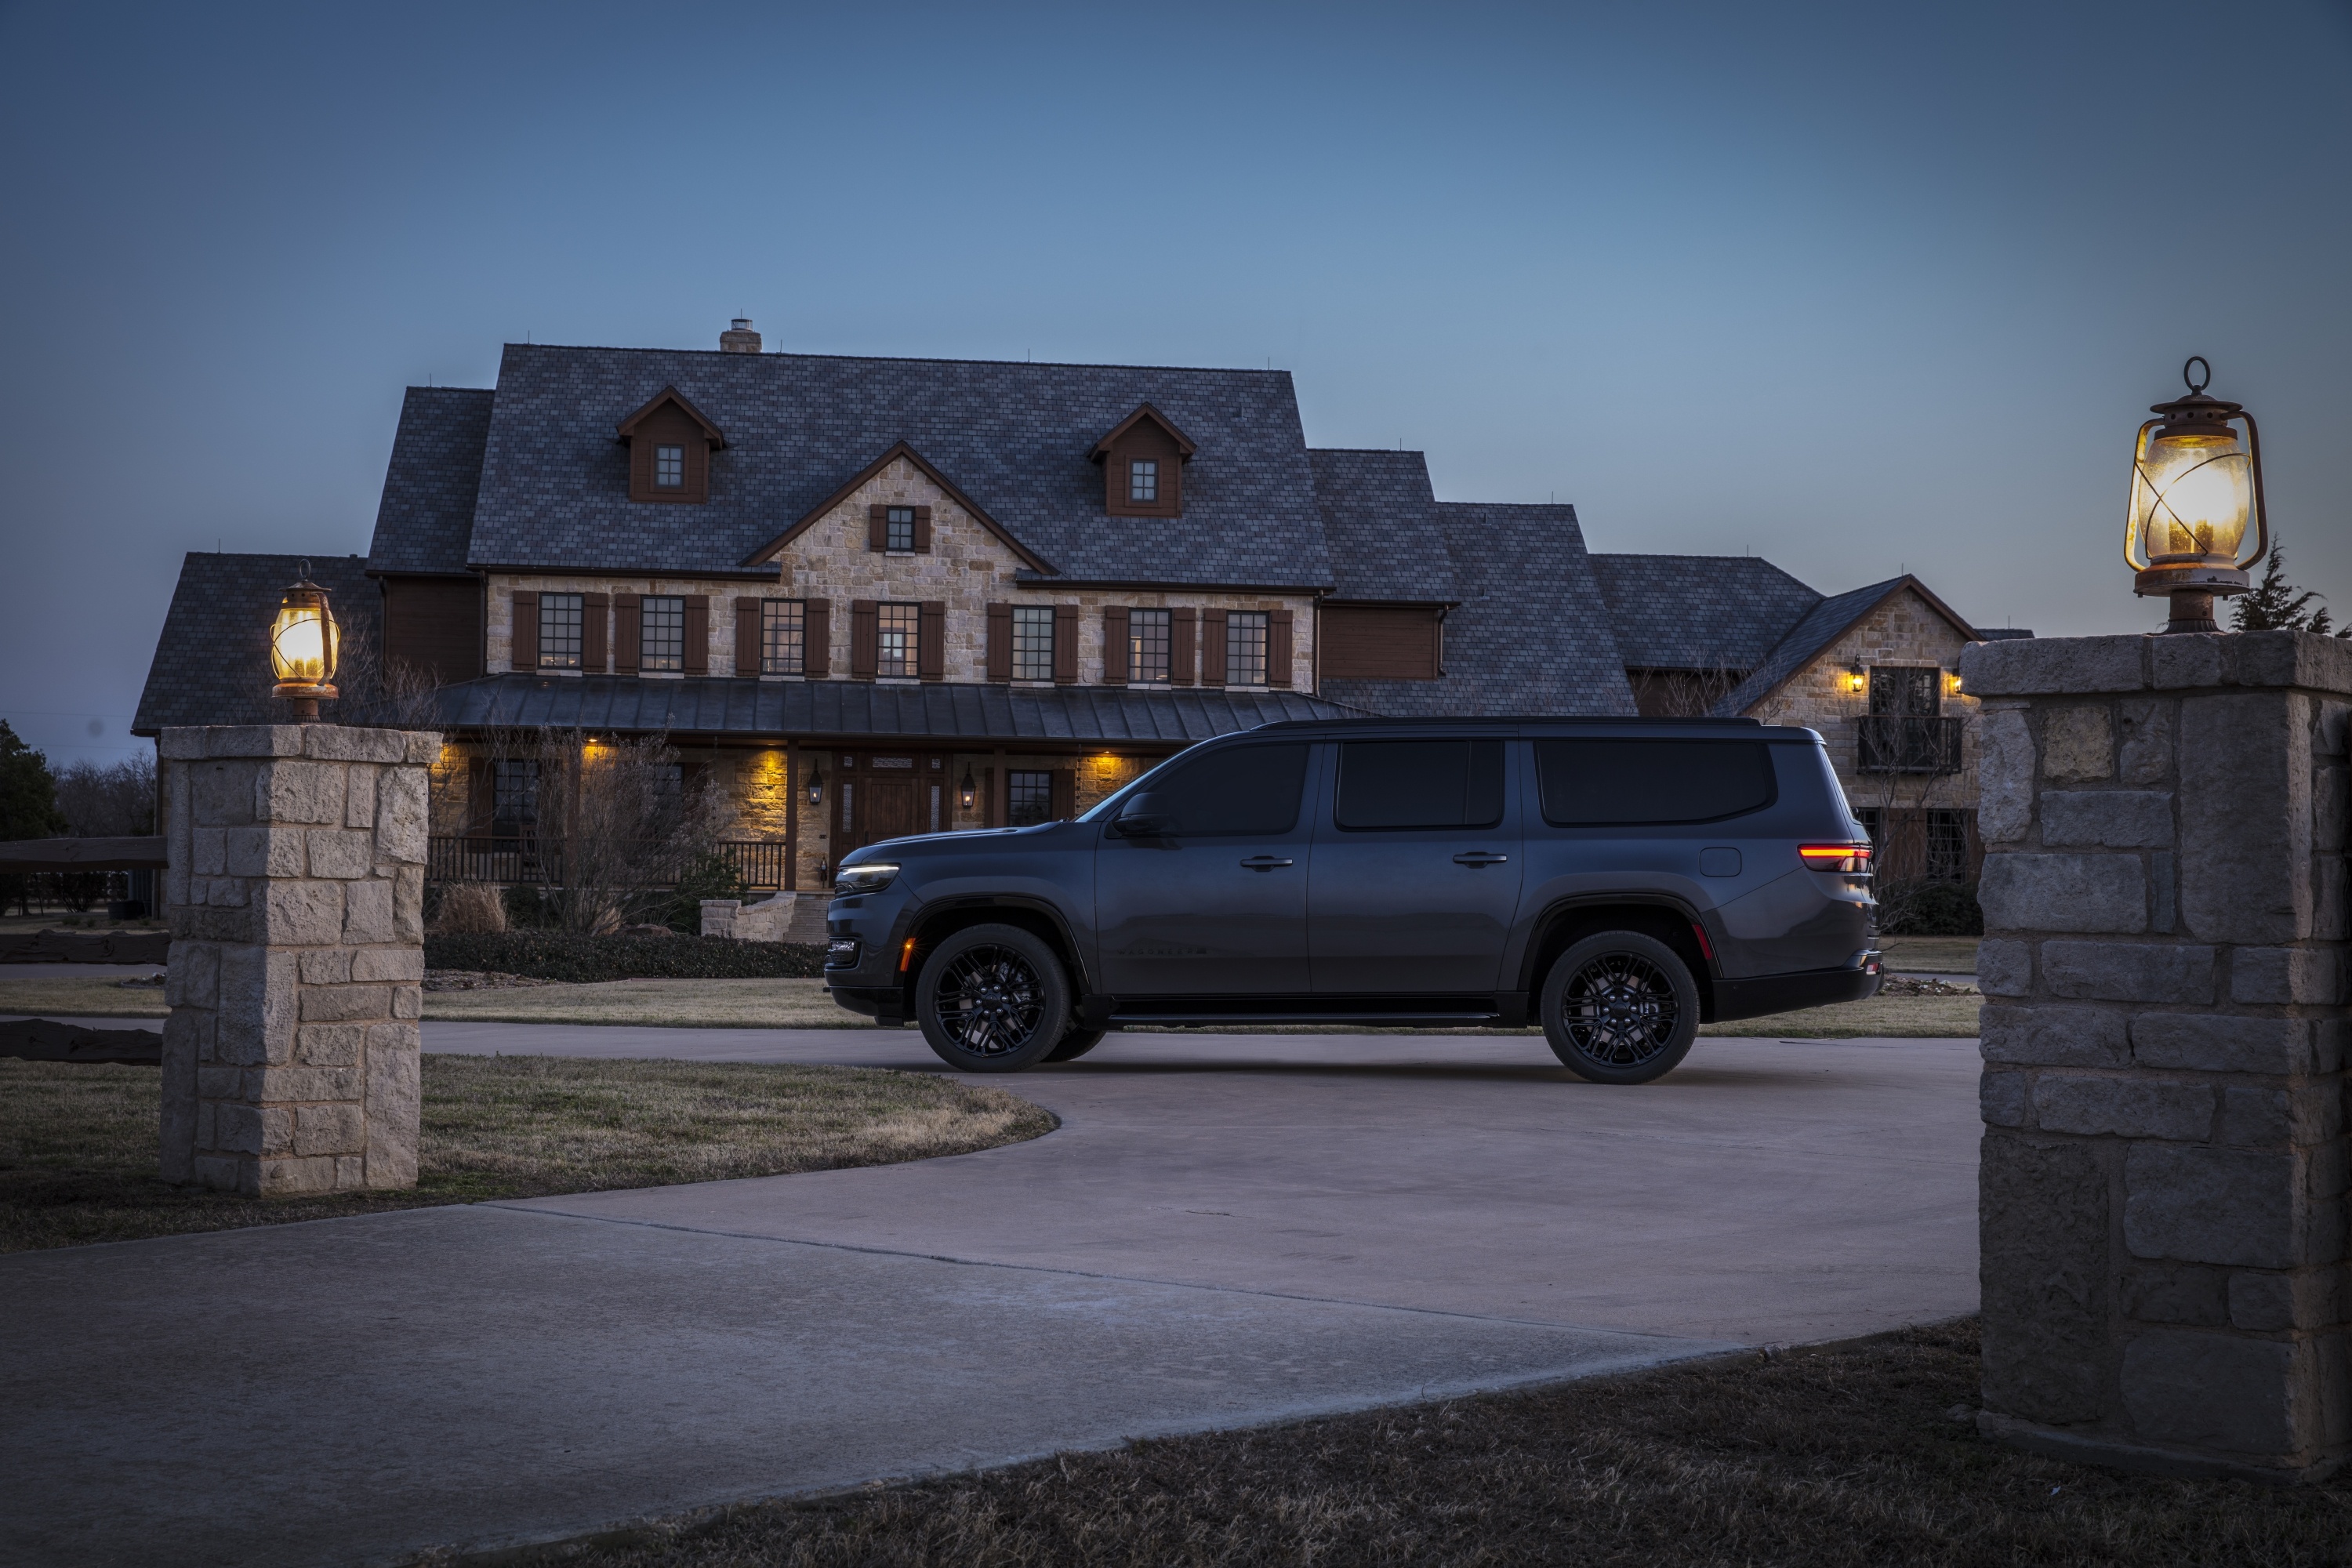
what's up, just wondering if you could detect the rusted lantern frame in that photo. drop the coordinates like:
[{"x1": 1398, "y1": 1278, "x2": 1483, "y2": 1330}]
[
  {"x1": 2125, "y1": 356, "x2": 2269, "y2": 635},
  {"x1": 269, "y1": 568, "x2": 341, "y2": 720}
]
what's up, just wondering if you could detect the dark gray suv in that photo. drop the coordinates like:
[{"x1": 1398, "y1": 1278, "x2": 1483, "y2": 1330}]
[{"x1": 824, "y1": 717, "x2": 1879, "y2": 1083}]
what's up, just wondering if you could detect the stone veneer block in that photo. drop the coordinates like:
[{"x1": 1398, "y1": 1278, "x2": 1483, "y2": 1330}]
[
  {"x1": 159, "y1": 724, "x2": 438, "y2": 1197},
  {"x1": 1955, "y1": 630, "x2": 2352, "y2": 1483}
]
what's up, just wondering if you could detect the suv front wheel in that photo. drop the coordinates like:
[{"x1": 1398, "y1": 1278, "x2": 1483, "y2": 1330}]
[
  {"x1": 1540, "y1": 931, "x2": 1700, "y2": 1085},
  {"x1": 915, "y1": 924, "x2": 1073, "y2": 1073}
]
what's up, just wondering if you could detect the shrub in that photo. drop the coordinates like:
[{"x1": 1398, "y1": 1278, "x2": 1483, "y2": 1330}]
[
  {"x1": 501, "y1": 884, "x2": 561, "y2": 929},
  {"x1": 422, "y1": 930, "x2": 829, "y2": 982},
  {"x1": 431, "y1": 883, "x2": 507, "y2": 935},
  {"x1": 1877, "y1": 879, "x2": 1984, "y2": 937},
  {"x1": 662, "y1": 850, "x2": 747, "y2": 933}
]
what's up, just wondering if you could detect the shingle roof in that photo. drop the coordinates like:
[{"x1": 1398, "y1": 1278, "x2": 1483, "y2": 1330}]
[
  {"x1": 458, "y1": 345, "x2": 1334, "y2": 589},
  {"x1": 365, "y1": 387, "x2": 493, "y2": 575},
  {"x1": 1320, "y1": 503, "x2": 1636, "y2": 717},
  {"x1": 389, "y1": 674, "x2": 1357, "y2": 744},
  {"x1": 1305, "y1": 449, "x2": 1457, "y2": 602},
  {"x1": 132, "y1": 554, "x2": 382, "y2": 735},
  {"x1": 1590, "y1": 554, "x2": 1823, "y2": 671},
  {"x1": 1710, "y1": 578, "x2": 1906, "y2": 717}
]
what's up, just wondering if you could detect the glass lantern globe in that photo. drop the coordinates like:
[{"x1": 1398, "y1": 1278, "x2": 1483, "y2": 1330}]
[
  {"x1": 2125, "y1": 358, "x2": 2267, "y2": 633},
  {"x1": 269, "y1": 571, "x2": 340, "y2": 718}
]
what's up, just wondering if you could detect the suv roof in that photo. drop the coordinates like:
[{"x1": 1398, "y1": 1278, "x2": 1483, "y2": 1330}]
[{"x1": 1249, "y1": 715, "x2": 1820, "y2": 741}]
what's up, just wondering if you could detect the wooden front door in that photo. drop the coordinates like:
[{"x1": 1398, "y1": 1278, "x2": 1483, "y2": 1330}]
[{"x1": 858, "y1": 777, "x2": 919, "y2": 850}]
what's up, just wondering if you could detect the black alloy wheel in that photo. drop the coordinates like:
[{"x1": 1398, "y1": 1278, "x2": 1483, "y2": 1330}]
[
  {"x1": 916, "y1": 923, "x2": 1073, "y2": 1073},
  {"x1": 1044, "y1": 1027, "x2": 1107, "y2": 1063},
  {"x1": 1540, "y1": 931, "x2": 1700, "y2": 1085}
]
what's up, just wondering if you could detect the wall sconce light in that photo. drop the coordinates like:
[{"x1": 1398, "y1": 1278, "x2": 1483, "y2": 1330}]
[
  {"x1": 269, "y1": 566, "x2": 340, "y2": 721},
  {"x1": 806, "y1": 764, "x2": 826, "y2": 806},
  {"x1": 959, "y1": 767, "x2": 977, "y2": 811},
  {"x1": 1945, "y1": 670, "x2": 1964, "y2": 696},
  {"x1": 2127, "y1": 356, "x2": 2267, "y2": 634},
  {"x1": 1844, "y1": 665, "x2": 1867, "y2": 695}
]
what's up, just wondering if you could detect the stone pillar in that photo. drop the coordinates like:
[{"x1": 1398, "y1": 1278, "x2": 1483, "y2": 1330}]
[
  {"x1": 1959, "y1": 630, "x2": 2350, "y2": 1482},
  {"x1": 157, "y1": 725, "x2": 439, "y2": 1196}
]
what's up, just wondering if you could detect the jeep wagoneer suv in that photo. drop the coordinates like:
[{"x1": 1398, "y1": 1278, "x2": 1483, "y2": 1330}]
[{"x1": 824, "y1": 717, "x2": 1879, "y2": 1083}]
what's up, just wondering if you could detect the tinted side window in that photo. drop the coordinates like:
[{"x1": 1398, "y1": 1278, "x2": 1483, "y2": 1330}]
[
  {"x1": 1152, "y1": 744, "x2": 1308, "y2": 836},
  {"x1": 1535, "y1": 739, "x2": 1775, "y2": 826},
  {"x1": 1335, "y1": 740, "x2": 1504, "y2": 829}
]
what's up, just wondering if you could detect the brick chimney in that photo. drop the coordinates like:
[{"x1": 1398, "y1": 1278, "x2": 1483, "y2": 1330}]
[{"x1": 720, "y1": 318, "x2": 761, "y2": 354}]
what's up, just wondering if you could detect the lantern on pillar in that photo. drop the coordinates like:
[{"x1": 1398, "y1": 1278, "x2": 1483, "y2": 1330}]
[
  {"x1": 2126, "y1": 358, "x2": 2267, "y2": 634},
  {"x1": 269, "y1": 568, "x2": 341, "y2": 720}
]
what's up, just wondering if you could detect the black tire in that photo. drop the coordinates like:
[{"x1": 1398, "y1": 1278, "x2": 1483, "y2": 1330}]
[
  {"x1": 916, "y1": 924, "x2": 1073, "y2": 1073},
  {"x1": 1044, "y1": 1026, "x2": 1106, "y2": 1063},
  {"x1": 1540, "y1": 931, "x2": 1700, "y2": 1085}
]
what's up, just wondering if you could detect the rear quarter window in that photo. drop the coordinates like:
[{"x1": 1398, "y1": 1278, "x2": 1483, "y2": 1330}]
[{"x1": 1534, "y1": 739, "x2": 1777, "y2": 826}]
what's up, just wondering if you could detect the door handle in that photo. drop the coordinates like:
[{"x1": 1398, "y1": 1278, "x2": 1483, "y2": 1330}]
[
  {"x1": 1453, "y1": 851, "x2": 1510, "y2": 866},
  {"x1": 1239, "y1": 855, "x2": 1295, "y2": 871}
]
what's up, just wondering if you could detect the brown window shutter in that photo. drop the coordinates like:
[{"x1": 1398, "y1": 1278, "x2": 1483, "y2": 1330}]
[
  {"x1": 1200, "y1": 608, "x2": 1229, "y2": 687},
  {"x1": 804, "y1": 598, "x2": 830, "y2": 677},
  {"x1": 582, "y1": 592, "x2": 608, "y2": 673},
  {"x1": 682, "y1": 595, "x2": 710, "y2": 675},
  {"x1": 985, "y1": 603, "x2": 1012, "y2": 682},
  {"x1": 614, "y1": 593, "x2": 641, "y2": 673},
  {"x1": 467, "y1": 757, "x2": 494, "y2": 833},
  {"x1": 867, "y1": 505, "x2": 888, "y2": 552},
  {"x1": 1051, "y1": 604, "x2": 1080, "y2": 683},
  {"x1": 1101, "y1": 605, "x2": 1130, "y2": 685},
  {"x1": 1051, "y1": 768, "x2": 1076, "y2": 822},
  {"x1": 912, "y1": 505, "x2": 933, "y2": 554},
  {"x1": 511, "y1": 591, "x2": 539, "y2": 670},
  {"x1": 918, "y1": 601, "x2": 946, "y2": 680},
  {"x1": 734, "y1": 598, "x2": 761, "y2": 677},
  {"x1": 1170, "y1": 607, "x2": 1196, "y2": 686},
  {"x1": 849, "y1": 600, "x2": 879, "y2": 678},
  {"x1": 1268, "y1": 608, "x2": 1294, "y2": 688}
]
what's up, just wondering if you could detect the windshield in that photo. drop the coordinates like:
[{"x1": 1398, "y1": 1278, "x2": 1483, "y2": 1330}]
[{"x1": 1074, "y1": 744, "x2": 1201, "y2": 822}]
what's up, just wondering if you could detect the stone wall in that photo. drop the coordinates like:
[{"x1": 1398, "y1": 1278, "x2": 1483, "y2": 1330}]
[
  {"x1": 158, "y1": 725, "x2": 436, "y2": 1196},
  {"x1": 1958, "y1": 630, "x2": 2351, "y2": 1482}
]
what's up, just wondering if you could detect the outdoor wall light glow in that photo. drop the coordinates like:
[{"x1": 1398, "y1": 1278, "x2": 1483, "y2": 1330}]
[
  {"x1": 959, "y1": 767, "x2": 976, "y2": 811},
  {"x1": 2127, "y1": 357, "x2": 2267, "y2": 634},
  {"x1": 806, "y1": 764, "x2": 825, "y2": 806},
  {"x1": 1844, "y1": 666, "x2": 1867, "y2": 694},
  {"x1": 268, "y1": 567, "x2": 340, "y2": 720}
]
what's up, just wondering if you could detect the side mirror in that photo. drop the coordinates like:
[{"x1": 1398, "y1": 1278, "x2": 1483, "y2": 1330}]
[{"x1": 1115, "y1": 792, "x2": 1175, "y2": 838}]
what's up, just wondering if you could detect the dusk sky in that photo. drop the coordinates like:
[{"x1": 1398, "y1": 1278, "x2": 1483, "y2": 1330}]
[{"x1": 2, "y1": 1, "x2": 2346, "y2": 767}]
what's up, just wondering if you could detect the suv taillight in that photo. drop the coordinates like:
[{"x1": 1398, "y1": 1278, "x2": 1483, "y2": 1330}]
[{"x1": 1799, "y1": 842, "x2": 1872, "y2": 873}]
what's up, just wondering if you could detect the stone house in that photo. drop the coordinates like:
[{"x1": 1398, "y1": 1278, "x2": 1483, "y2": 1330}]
[{"x1": 132, "y1": 319, "x2": 2022, "y2": 902}]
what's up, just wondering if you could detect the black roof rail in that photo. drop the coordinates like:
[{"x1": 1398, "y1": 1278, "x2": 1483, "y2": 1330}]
[{"x1": 1248, "y1": 714, "x2": 1766, "y2": 732}]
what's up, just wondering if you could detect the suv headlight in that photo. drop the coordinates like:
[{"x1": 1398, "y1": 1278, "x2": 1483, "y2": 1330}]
[{"x1": 833, "y1": 861, "x2": 900, "y2": 895}]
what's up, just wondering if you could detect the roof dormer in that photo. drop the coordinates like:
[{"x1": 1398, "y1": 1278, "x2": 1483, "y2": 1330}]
[
  {"x1": 1092, "y1": 403, "x2": 1196, "y2": 518},
  {"x1": 616, "y1": 387, "x2": 727, "y2": 504}
]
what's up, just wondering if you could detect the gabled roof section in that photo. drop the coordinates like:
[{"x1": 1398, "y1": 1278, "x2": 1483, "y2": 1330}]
[
  {"x1": 1711, "y1": 575, "x2": 1983, "y2": 717},
  {"x1": 464, "y1": 345, "x2": 1330, "y2": 583},
  {"x1": 366, "y1": 387, "x2": 493, "y2": 575},
  {"x1": 1091, "y1": 402, "x2": 1196, "y2": 462},
  {"x1": 1305, "y1": 449, "x2": 1457, "y2": 604},
  {"x1": 743, "y1": 440, "x2": 1055, "y2": 573},
  {"x1": 615, "y1": 385, "x2": 726, "y2": 448},
  {"x1": 135, "y1": 554, "x2": 383, "y2": 734},
  {"x1": 1591, "y1": 554, "x2": 1823, "y2": 672},
  {"x1": 1319, "y1": 503, "x2": 1635, "y2": 717}
]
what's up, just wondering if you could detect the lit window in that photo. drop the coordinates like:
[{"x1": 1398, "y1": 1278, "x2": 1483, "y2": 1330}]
[
  {"x1": 1007, "y1": 770, "x2": 1054, "y2": 826},
  {"x1": 655, "y1": 445, "x2": 684, "y2": 488},
  {"x1": 761, "y1": 600, "x2": 804, "y2": 675},
  {"x1": 1127, "y1": 608, "x2": 1171, "y2": 683},
  {"x1": 1012, "y1": 605, "x2": 1054, "y2": 681},
  {"x1": 1130, "y1": 459, "x2": 1158, "y2": 503},
  {"x1": 1226, "y1": 611, "x2": 1269, "y2": 686},
  {"x1": 641, "y1": 596, "x2": 684, "y2": 671},
  {"x1": 877, "y1": 603, "x2": 920, "y2": 678},
  {"x1": 539, "y1": 593, "x2": 583, "y2": 669},
  {"x1": 886, "y1": 506, "x2": 915, "y2": 551}
]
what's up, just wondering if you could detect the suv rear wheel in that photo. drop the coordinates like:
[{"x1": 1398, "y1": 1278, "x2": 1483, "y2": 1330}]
[
  {"x1": 1540, "y1": 931, "x2": 1700, "y2": 1085},
  {"x1": 916, "y1": 924, "x2": 1073, "y2": 1073}
]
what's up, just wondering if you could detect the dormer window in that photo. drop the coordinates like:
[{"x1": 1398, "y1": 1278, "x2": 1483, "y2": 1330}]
[
  {"x1": 617, "y1": 386, "x2": 726, "y2": 504},
  {"x1": 655, "y1": 445, "x2": 684, "y2": 488},
  {"x1": 1092, "y1": 403, "x2": 1196, "y2": 517}
]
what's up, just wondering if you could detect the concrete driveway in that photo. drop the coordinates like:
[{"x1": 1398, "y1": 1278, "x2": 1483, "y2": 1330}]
[{"x1": 2, "y1": 1025, "x2": 1979, "y2": 1567}]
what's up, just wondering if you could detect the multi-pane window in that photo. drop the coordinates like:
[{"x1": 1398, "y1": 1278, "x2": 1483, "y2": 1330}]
[
  {"x1": 760, "y1": 600, "x2": 805, "y2": 675},
  {"x1": 654, "y1": 445, "x2": 684, "y2": 488},
  {"x1": 1127, "y1": 608, "x2": 1171, "y2": 683},
  {"x1": 1926, "y1": 809, "x2": 1969, "y2": 883},
  {"x1": 641, "y1": 596, "x2": 684, "y2": 671},
  {"x1": 1868, "y1": 666, "x2": 1940, "y2": 717},
  {"x1": 877, "y1": 603, "x2": 920, "y2": 678},
  {"x1": 538, "y1": 593, "x2": 583, "y2": 669},
  {"x1": 1012, "y1": 605, "x2": 1055, "y2": 681},
  {"x1": 1007, "y1": 770, "x2": 1054, "y2": 826},
  {"x1": 492, "y1": 759, "x2": 539, "y2": 830},
  {"x1": 886, "y1": 506, "x2": 916, "y2": 551},
  {"x1": 1226, "y1": 611, "x2": 1269, "y2": 687},
  {"x1": 1130, "y1": 459, "x2": 1158, "y2": 503}
]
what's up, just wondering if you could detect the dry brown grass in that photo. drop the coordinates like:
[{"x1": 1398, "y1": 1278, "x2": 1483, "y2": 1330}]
[
  {"x1": 536, "y1": 1319, "x2": 2352, "y2": 1568},
  {"x1": 1879, "y1": 936, "x2": 1981, "y2": 974},
  {"x1": 0, "y1": 1055, "x2": 1053, "y2": 1252}
]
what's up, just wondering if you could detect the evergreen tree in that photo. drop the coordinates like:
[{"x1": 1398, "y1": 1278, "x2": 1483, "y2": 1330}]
[
  {"x1": 2230, "y1": 545, "x2": 2349, "y2": 635},
  {"x1": 0, "y1": 720, "x2": 67, "y2": 841}
]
